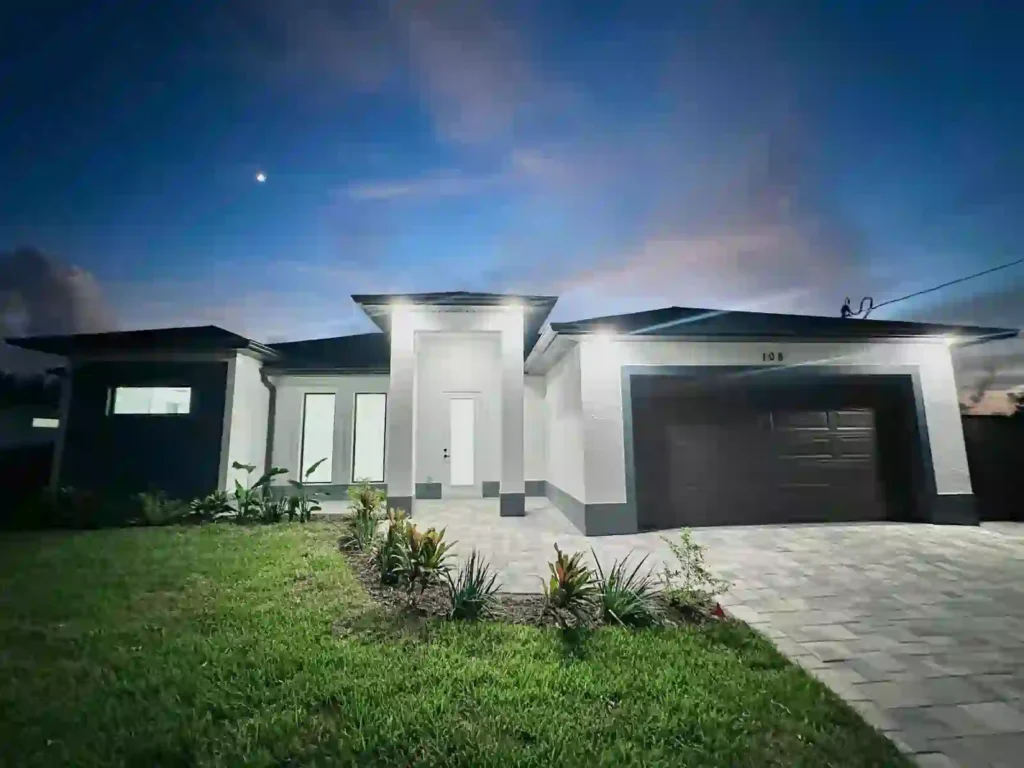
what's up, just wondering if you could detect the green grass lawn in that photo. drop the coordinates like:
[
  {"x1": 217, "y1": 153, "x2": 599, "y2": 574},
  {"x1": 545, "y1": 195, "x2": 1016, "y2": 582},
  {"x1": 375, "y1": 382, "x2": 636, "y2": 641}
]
[{"x1": 0, "y1": 523, "x2": 909, "y2": 767}]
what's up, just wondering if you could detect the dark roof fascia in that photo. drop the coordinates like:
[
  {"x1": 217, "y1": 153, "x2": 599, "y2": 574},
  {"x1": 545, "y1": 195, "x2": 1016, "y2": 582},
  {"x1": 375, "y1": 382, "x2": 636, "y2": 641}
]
[
  {"x1": 6, "y1": 326, "x2": 281, "y2": 359},
  {"x1": 550, "y1": 326, "x2": 1021, "y2": 342},
  {"x1": 352, "y1": 292, "x2": 558, "y2": 309},
  {"x1": 264, "y1": 366, "x2": 390, "y2": 376}
]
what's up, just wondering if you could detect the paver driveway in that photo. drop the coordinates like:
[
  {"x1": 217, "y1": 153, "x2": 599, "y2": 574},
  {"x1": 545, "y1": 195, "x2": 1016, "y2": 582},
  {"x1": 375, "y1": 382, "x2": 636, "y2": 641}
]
[{"x1": 412, "y1": 499, "x2": 1024, "y2": 767}]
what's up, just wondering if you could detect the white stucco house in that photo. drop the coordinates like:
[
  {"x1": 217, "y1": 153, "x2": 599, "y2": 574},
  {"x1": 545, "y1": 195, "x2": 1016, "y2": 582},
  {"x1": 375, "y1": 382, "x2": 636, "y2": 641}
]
[{"x1": 10, "y1": 292, "x2": 1019, "y2": 533}]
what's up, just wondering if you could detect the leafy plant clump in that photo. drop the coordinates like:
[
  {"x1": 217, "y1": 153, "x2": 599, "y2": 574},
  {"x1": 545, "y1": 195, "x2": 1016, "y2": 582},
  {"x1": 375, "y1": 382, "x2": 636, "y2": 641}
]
[
  {"x1": 287, "y1": 458, "x2": 329, "y2": 522},
  {"x1": 542, "y1": 545, "x2": 597, "y2": 628},
  {"x1": 134, "y1": 491, "x2": 190, "y2": 527},
  {"x1": 189, "y1": 491, "x2": 232, "y2": 522},
  {"x1": 659, "y1": 529, "x2": 731, "y2": 614},
  {"x1": 231, "y1": 461, "x2": 288, "y2": 522},
  {"x1": 593, "y1": 550, "x2": 663, "y2": 628},
  {"x1": 400, "y1": 525, "x2": 455, "y2": 605},
  {"x1": 446, "y1": 549, "x2": 502, "y2": 621},
  {"x1": 340, "y1": 481, "x2": 385, "y2": 551},
  {"x1": 373, "y1": 508, "x2": 410, "y2": 584}
]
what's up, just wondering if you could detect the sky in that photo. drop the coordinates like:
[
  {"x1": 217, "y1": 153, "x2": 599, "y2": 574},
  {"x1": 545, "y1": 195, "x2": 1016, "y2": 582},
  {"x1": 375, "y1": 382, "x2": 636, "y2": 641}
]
[{"x1": 1, "y1": 1, "x2": 1023, "y2": 361}]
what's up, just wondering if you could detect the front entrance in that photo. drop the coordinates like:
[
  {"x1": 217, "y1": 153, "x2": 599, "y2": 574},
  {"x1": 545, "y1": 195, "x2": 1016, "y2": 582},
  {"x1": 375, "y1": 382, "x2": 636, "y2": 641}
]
[{"x1": 443, "y1": 396, "x2": 479, "y2": 497}]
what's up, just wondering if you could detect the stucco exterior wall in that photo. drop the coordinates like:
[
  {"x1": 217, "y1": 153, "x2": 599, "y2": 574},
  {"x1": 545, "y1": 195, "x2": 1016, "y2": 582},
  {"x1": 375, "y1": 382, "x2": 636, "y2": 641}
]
[
  {"x1": 544, "y1": 344, "x2": 585, "y2": 502},
  {"x1": 414, "y1": 333, "x2": 501, "y2": 488},
  {"x1": 269, "y1": 373, "x2": 390, "y2": 489},
  {"x1": 524, "y1": 375, "x2": 547, "y2": 484},
  {"x1": 220, "y1": 354, "x2": 271, "y2": 490},
  {"x1": 576, "y1": 337, "x2": 972, "y2": 506}
]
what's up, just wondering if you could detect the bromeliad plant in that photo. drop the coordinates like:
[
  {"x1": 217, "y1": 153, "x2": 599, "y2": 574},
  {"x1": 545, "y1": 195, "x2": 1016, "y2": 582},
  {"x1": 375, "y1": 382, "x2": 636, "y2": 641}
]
[
  {"x1": 659, "y1": 529, "x2": 731, "y2": 614},
  {"x1": 373, "y1": 508, "x2": 410, "y2": 585},
  {"x1": 340, "y1": 481, "x2": 385, "y2": 551},
  {"x1": 542, "y1": 545, "x2": 597, "y2": 628},
  {"x1": 593, "y1": 550, "x2": 663, "y2": 628},
  {"x1": 400, "y1": 525, "x2": 455, "y2": 605},
  {"x1": 231, "y1": 461, "x2": 288, "y2": 522},
  {"x1": 445, "y1": 549, "x2": 502, "y2": 621},
  {"x1": 287, "y1": 458, "x2": 329, "y2": 522}
]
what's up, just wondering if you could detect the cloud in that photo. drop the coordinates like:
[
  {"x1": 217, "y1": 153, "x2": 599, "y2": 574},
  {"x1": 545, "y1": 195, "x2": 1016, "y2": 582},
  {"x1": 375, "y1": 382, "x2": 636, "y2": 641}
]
[
  {"x1": 344, "y1": 170, "x2": 507, "y2": 202},
  {"x1": 0, "y1": 247, "x2": 115, "y2": 337},
  {"x1": 222, "y1": 0, "x2": 554, "y2": 145}
]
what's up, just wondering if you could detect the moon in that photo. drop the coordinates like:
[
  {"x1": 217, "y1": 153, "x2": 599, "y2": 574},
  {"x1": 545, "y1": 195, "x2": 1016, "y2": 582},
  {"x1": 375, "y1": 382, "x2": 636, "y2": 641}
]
[{"x1": 255, "y1": 172, "x2": 267, "y2": 183}]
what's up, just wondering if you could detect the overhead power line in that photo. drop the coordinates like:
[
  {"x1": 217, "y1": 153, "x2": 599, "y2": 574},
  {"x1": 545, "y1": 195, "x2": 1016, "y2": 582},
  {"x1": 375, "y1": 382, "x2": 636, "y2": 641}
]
[{"x1": 842, "y1": 256, "x2": 1024, "y2": 319}]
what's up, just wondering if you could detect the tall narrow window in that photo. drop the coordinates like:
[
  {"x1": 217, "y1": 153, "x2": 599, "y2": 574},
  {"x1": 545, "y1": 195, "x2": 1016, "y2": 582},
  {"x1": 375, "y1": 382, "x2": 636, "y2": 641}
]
[
  {"x1": 352, "y1": 393, "x2": 386, "y2": 483},
  {"x1": 111, "y1": 387, "x2": 191, "y2": 415},
  {"x1": 300, "y1": 393, "x2": 335, "y2": 483}
]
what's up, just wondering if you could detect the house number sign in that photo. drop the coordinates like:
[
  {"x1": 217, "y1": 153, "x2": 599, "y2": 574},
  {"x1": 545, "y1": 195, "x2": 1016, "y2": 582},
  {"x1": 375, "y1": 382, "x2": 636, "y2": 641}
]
[{"x1": 762, "y1": 351, "x2": 784, "y2": 362}]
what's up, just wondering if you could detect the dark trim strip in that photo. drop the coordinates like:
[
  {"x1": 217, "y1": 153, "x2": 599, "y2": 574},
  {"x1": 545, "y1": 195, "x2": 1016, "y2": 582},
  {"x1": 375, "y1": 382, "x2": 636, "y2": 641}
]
[{"x1": 482, "y1": 480, "x2": 500, "y2": 498}]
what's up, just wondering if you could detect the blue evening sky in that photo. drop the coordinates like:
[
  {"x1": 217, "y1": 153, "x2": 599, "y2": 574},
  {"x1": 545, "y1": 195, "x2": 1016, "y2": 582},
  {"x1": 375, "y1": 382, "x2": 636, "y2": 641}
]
[{"x1": 1, "y1": 1, "x2": 1022, "y2": 342}]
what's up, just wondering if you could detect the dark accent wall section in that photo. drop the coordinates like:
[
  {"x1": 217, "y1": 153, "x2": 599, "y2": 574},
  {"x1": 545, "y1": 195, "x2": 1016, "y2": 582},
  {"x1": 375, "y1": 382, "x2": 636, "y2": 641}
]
[
  {"x1": 499, "y1": 492, "x2": 524, "y2": 517},
  {"x1": 545, "y1": 481, "x2": 586, "y2": 534},
  {"x1": 482, "y1": 480, "x2": 500, "y2": 498},
  {"x1": 60, "y1": 361, "x2": 228, "y2": 500},
  {"x1": 270, "y1": 483, "x2": 386, "y2": 501},
  {"x1": 415, "y1": 482, "x2": 441, "y2": 499},
  {"x1": 525, "y1": 480, "x2": 546, "y2": 497}
]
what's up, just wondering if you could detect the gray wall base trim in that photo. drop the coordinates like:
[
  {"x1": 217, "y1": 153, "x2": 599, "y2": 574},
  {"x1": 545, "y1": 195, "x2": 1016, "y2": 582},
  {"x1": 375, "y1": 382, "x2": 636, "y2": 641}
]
[
  {"x1": 930, "y1": 493, "x2": 978, "y2": 525},
  {"x1": 387, "y1": 495, "x2": 414, "y2": 518},
  {"x1": 546, "y1": 482, "x2": 586, "y2": 534},
  {"x1": 585, "y1": 503, "x2": 637, "y2": 536},
  {"x1": 525, "y1": 480, "x2": 546, "y2": 497},
  {"x1": 500, "y1": 492, "x2": 525, "y2": 517},
  {"x1": 415, "y1": 482, "x2": 441, "y2": 499},
  {"x1": 482, "y1": 481, "x2": 500, "y2": 498},
  {"x1": 270, "y1": 483, "x2": 385, "y2": 500}
]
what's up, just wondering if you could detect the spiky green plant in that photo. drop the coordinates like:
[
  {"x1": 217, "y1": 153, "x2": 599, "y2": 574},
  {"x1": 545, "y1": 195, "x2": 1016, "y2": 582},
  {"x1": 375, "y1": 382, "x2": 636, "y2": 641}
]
[
  {"x1": 400, "y1": 525, "x2": 455, "y2": 604},
  {"x1": 188, "y1": 490, "x2": 231, "y2": 522},
  {"x1": 542, "y1": 545, "x2": 597, "y2": 628},
  {"x1": 592, "y1": 550, "x2": 663, "y2": 627},
  {"x1": 373, "y1": 508, "x2": 410, "y2": 584},
  {"x1": 340, "y1": 481, "x2": 384, "y2": 551},
  {"x1": 445, "y1": 549, "x2": 502, "y2": 621}
]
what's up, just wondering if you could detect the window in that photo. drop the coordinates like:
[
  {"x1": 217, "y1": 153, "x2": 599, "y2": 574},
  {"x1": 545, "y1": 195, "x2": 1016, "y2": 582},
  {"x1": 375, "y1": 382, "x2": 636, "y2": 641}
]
[
  {"x1": 352, "y1": 393, "x2": 386, "y2": 483},
  {"x1": 111, "y1": 387, "x2": 191, "y2": 415},
  {"x1": 32, "y1": 417, "x2": 59, "y2": 429},
  {"x1": 300, "y1": 393, "x2": 335, "y2": 483}
]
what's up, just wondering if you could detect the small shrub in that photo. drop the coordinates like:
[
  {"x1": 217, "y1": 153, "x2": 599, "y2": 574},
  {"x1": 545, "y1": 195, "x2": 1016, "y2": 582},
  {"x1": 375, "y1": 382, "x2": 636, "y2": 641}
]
[
  {"x1": 659, "y1": 529, "x2": 731, "y2": 613},
  {"x1": 542, "y1": 545, "x2": 597, "y2": 628},
  {"x1": 341, "y1": 481, "x2": 384, "y2": 551},
  {"x1": 446, "y1": 549, "x2": 502, "y2": 621},
  {"x1": 400, "y1": 525, "x2": 455, "y2": 604},
  {"x1": 189, "y1": 491, "x2": 231, "y2": 522},
  {"x1": 593, "y1": 550, "x2": 663, "y2": 627},
  {"x1": 255, "y1": 493, "x2": 289, "y2": 524},
  {"x1": 134, "y1": 491, "x2": 189, "y2": 526},
  {"x1": 231, "y1": 462, "x2": 288, "y2": 521},
  {"x1": 373, "y1": 508, "x2": 410, "y2": 584},
  {"x1": 287, "y1": 458, "x2": 329, "y2": 522}
]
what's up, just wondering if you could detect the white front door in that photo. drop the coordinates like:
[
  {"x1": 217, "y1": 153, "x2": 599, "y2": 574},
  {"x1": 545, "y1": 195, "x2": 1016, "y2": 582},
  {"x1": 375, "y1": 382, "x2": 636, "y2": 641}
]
[{"x1": 445, "y1": 396, "x2": 477, "y2": 496}]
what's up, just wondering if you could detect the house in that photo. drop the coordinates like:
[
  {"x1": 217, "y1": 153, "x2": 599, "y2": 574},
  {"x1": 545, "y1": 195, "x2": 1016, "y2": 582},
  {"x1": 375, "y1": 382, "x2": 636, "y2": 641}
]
[{"x1": 8, "y1": 292, "x2": 1019, "y2": 534}]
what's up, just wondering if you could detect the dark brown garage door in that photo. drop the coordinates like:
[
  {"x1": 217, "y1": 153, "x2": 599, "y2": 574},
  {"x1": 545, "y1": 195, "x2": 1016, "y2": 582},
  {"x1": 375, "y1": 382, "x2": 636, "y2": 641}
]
[{"x1": 632, "y1": 375, "x2": 913, "y2": 529}]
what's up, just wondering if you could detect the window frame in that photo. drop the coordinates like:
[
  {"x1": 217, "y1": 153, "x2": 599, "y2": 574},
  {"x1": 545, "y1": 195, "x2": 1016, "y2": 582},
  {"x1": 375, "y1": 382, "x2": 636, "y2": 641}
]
[
  {"x1": 299, "y1": 392, "x2": 336, "y2": 485},
  {"x1": 351, "y1": 392, "x2": 387, "y2": 484},
  {"x1": 107, "y1": 386, "x2": 194, "y2": 416}
]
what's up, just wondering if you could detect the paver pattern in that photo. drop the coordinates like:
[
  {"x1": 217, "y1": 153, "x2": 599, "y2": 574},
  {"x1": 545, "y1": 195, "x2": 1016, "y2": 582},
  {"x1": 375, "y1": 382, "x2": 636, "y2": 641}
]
[{"x1": 404, "y1": 498, "x2": 1024, "y2": 767}]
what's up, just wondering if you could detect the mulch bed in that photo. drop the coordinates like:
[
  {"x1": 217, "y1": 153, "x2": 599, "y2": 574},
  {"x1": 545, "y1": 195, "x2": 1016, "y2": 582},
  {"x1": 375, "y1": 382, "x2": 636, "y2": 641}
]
[
  {"x1": 340, "y1": 543, "x2": 712, "y2": 629},
  {"x1": 341, "y1": 546, "x2": 560, "y2": 626}
]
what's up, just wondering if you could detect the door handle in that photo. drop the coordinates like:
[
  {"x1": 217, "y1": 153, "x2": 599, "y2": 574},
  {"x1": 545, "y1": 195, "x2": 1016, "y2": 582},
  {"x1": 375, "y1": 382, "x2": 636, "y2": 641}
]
[{"x1": 443, "y1": 448, "x2": 450, "y2": 460}]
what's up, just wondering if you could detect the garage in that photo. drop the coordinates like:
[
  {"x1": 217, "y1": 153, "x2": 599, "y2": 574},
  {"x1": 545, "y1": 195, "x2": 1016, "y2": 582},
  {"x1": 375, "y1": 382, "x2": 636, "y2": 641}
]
[{"x1": 631, "y1": 372, "x2": 924, "y2": 529}]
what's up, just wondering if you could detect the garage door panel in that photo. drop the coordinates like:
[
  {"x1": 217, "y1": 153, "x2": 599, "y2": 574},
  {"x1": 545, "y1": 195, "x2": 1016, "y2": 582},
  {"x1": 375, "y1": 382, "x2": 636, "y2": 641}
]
[{"x1": 633, "y1": 378, "x2": 897, "y2": 529}]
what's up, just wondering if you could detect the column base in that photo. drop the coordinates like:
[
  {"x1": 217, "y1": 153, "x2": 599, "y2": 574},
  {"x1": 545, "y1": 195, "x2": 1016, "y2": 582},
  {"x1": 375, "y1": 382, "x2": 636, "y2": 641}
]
[
  {"x1": 386, "y1": 495, "x2": 414, "y2": 518},
  {"x1": 499, "y1": 493, "x2": 525, "y2": 517}
]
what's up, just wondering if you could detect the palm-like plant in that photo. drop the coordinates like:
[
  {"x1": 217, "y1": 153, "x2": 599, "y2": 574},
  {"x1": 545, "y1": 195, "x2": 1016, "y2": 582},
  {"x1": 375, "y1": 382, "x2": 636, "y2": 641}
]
[
  {"x1": 542, "y1": 545, "x2": 597, "y2": 628},
  {"x1": 189, "y1": 490, "x2": 231, "y2": 521},
  {"x1": 373, "y1": 508, "x2": 410, "y2": 584},
  {"x1": 445, "y1": 549, "x2": 502, "y2": 620},
  {"x1": 231, "y1": 461, "x2": 288, "y2": 521},
  {"x1": 592, "y1": 550, "x2": 663, "y2": 627},
  {"x1": 287, "y1": 457, "x2": 329, "y2": 522}
]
